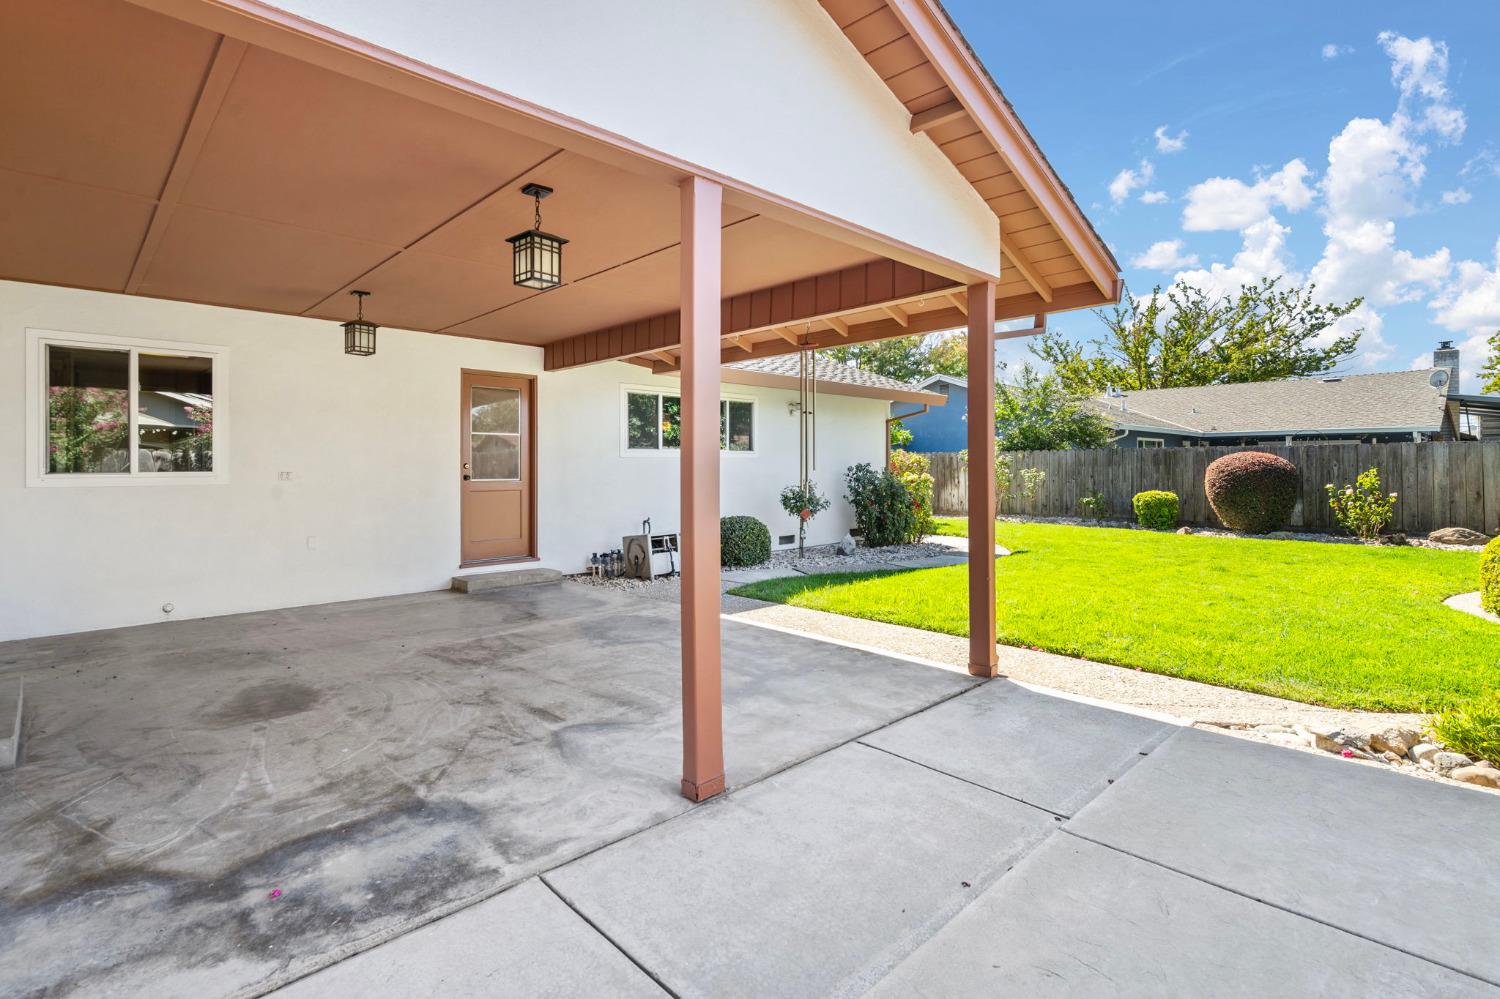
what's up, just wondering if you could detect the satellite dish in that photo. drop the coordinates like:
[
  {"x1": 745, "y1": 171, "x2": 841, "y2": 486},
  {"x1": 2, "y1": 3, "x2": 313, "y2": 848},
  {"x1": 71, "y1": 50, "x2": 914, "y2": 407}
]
[{"x1": 1430, "y1": 369, "x2": 1449, "y2": 388}]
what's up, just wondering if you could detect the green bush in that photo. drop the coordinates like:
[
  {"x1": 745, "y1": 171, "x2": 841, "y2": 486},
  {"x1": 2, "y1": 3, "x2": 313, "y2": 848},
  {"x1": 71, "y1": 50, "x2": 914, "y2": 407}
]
[
  {"x1": 1325, "y1": 467, "x2": 1398, "y2": 540},
  {"x1": 1205, "y1": 451, "x2": 1300, "y2": 533},
  {"x1": 1132, "y1": 490, "x2": 1179, "y2": 530},
  {"x1": 720, "y1": 515, "x2": 770, "y2": 568},
  {"x1": 1482, "y1": 536, "x2": 1500, "y2": 616},
  {"x1": 844, "y1": 462, "x2": 916, "y2": 548},
  {"x1": 888, "y1": 449, "x2": 935, "y2": 542},
  {"x1": 1433, "y1": 694, "x2": 1500, "y2": 765}
]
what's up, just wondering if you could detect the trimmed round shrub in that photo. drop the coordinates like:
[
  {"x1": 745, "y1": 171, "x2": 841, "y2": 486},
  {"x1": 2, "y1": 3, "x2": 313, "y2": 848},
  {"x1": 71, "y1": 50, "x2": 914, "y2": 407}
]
[
  {"x1": 1132, "y1": 490, "x2": 1179, "y2": 530},
  {"x1": 1482, "y1": 536, "x2": 1500, "y2": 616},
  {"x1": 1205, "y1": 451, "x2": 1300, "y2": 533},
  {"x1": 720, "y1": 515, "x2": 770, "y2": 568}
]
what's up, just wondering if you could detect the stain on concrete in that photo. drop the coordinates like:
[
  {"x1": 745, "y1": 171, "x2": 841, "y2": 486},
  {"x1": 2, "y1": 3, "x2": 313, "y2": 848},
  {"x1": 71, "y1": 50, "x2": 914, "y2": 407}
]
[{"x1": 202, "y1": 681, "x2": 322, "y2": 727}]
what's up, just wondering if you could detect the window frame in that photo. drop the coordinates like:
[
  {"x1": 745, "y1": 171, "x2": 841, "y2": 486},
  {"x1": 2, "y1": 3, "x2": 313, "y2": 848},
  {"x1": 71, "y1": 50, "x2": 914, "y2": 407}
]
[
  {"x1": 26, "y1": 327, "x2": 230, "y2": 487},
  {"x1": 620, "y1": 385, "x2": 757, "y2": 457},
  {"x1": 1137, "y1": 437, "x2": 1164, "y2": 449}
]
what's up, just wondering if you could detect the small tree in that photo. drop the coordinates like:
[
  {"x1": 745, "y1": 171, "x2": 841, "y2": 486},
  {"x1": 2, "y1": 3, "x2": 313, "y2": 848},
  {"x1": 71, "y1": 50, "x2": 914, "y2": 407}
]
[
  {"x1": 779, "y1": 481, "x2": 831, "y2": 556},
  {"x1": 1325, "y1": 468, "x2": 1398, "y2": 540},
  {"x1": 995, "y1": 364, "x2": 1113, "y2": 451},
  {"x1": 1481, "y1": 329, "x2": 1500, "y2": 396},
  {"x1": 889, "y1": 449, "x2": 935, "y2": 541},
  {"x1": 888, "y1": 419, "x2": 913, "y2": 450},
  {"x1": 960, "y1": 448, "x2": 1045, "y2": 515}
]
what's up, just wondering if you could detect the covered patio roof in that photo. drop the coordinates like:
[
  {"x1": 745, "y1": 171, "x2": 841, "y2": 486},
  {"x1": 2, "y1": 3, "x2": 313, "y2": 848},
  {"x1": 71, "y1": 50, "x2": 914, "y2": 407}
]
[{"x1": 1, "y1": 0, "x2": 1118, "y2": 369}]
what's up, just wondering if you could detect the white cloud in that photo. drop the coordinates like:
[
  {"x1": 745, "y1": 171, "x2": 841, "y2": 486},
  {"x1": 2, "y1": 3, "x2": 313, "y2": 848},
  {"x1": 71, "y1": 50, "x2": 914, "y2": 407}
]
[
  {"x1": 1379, "y1": 31, "x2": 1466, "y2": 141},
  {"x1": 1181, "y1": 160, "x2": 1315, "y2": 231},
  {"x1": 1131, "y1": 239, "x2": 1199, "y2": 271},
  {"x1": 1322, "y1": 43, "x2": 1354, "y2": 60},
  {"x1": 1441, "y1": 187, "x2": 1472, "y2": 205},
  {"x1": 1153, "y1": 126, "x2": 1188, "y2": 154},
  {"x1": 1174, "y1": 218, "x2": 1299, "y2": 301},
  {"x1": 1431, "y1": 237, "x2": 1500, "y2": 334},
  {"x1": 1139, "y1": 190, "x2": 1169, "y2": 205},
  {"x1": 1109, "y1": 159, "x2": 1153, "y2": 205}
]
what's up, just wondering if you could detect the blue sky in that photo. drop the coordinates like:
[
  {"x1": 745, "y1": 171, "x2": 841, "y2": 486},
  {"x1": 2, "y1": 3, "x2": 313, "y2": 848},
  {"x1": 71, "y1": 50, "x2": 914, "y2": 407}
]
[{"x1": 944, "y1": 0, "x2": 1500, "y2": 391}]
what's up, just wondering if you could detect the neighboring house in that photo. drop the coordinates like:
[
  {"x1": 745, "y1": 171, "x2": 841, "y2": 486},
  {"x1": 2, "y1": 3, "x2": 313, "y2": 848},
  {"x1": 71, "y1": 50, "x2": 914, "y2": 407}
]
[
  {"x1": 891, "y1": 374, "x2": 969, "y2": 452},
  {"x1": 1087, "y1": 367, "x2": 1464, "y2": 448},
  {"x1": 0, "y1": 0, "x2": 1121, "y2": 797}
]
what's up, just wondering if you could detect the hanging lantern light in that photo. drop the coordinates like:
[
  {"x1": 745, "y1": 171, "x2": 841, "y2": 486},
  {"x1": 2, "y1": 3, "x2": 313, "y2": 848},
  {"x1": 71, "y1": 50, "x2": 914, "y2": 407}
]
[
  {"x1": 507, "y1": 183, "x2": 567, "y2": 290},
  {"x1": 342, "y1": 290, "x2": 378, "y2": 356}
]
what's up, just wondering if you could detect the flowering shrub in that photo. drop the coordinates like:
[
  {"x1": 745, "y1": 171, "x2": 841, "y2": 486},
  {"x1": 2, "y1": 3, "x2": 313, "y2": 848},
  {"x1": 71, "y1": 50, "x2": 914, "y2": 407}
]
[
  {"x1": 957, "y1": 448, "x2": 1045, "y2": 514},
  {"x1": 1205, "y1": 451, "x2": 1300, "y2": 533},
  {"x1": 843, "y1": 462, "x2": 915, "y2": 548},
  {"x1": 779, "y1": 481, "x2": 831, "y2": 555},
  {"x1": 1325, "y1": 467, "x2": 1398, "y2": 540},
  {"x1": 1481, "y1": 536, "x2": 1500, "y2": 616},
  {"x1": 48, "y1": 386, "x2": 128, "y2": 473},
  {"x1": 1132, "y1": 490, "x2": 1179, "y2": 530},
  {"x1": 1079, "y1": 490, "x2": 1109, "y2": 521},
  {"x1": 888, "y1": 449, "x2": 935, "y2": 542}
]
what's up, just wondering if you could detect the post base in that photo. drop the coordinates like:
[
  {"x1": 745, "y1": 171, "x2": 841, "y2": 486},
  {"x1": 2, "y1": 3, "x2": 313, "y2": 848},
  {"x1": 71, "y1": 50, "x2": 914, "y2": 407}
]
[
  {"x1": 968, "y1": 660, "x2": 1000, "y2": 678},
  {"x1": 681, "y1": 773, "x2": 726, "y2": 801}
]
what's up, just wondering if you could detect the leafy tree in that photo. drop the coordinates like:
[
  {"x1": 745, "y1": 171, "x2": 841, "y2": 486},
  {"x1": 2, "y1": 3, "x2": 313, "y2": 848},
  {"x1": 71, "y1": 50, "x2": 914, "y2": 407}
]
[
  {"x1": 994, "y1": 364, "x2": 1114, "y2": 451},
  {"x1": 1482, "y1": 329, "x2": 1500, "y2": 395},
  {"x1": 826, "y1": 332, "x2": 967, "y2": 382},
  {"x1": 888, "y1": 419, "x2": 913, "y2": 450},
  {"x1": 1032, "y1": 278, "x2": 1363, "y2": 395}
]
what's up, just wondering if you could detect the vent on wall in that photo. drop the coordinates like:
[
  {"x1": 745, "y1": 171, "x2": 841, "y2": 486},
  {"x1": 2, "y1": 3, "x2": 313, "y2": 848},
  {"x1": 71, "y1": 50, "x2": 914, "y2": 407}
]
[{"x1": 778, "y1": 534, "x2": 796, "y2": 546}]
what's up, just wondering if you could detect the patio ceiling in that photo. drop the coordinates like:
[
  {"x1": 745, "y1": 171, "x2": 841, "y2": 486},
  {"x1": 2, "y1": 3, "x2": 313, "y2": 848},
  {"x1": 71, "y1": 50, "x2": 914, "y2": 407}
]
[{"x1": 0, "y1": 0, "x2": 886, "y2": 347}]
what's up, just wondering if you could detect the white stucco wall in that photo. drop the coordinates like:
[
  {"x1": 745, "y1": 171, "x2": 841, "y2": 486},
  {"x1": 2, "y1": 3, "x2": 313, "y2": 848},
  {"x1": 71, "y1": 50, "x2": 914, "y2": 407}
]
[
  {"x1": 0, "y1": 281, "x2": 888, "y2": 640},
  {"x1": 263, "y1": 0, "x2": 998, "y2": 277}
]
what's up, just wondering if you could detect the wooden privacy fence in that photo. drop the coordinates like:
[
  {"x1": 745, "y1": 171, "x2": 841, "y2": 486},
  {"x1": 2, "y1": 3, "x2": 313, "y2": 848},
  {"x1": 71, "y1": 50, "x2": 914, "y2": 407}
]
[{"x1": 925, "y1": 442, "x2": 1500, "y2": 535}]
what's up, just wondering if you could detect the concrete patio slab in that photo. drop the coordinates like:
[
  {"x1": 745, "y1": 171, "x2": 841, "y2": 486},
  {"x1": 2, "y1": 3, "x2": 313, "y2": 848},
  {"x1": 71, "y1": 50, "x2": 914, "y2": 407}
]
[
  {"x1": 863, "y1": 679, "x2": 1175, "y2": 815},
  {"x1": 546, "y1": 741, "x2": 1058, "y2": 999},
  {"x1": 272, "y1": 878, "x2": 665, "y2": 998},
  {"x1": 0, "y1": 582, "x2": 969, "y2": 998},
  {"x1": 718, "y1": 566, "x2": 805, "y2": 585},
  {"x1": 884, "y1": 554, "x2": 968, "y2": 569},
  {"x1": 1067, "y1": 726, "x2": 1500, "y2": 986},
  {"x1": 871, "y1": 834, "x2": 1493, "y2": 998}
]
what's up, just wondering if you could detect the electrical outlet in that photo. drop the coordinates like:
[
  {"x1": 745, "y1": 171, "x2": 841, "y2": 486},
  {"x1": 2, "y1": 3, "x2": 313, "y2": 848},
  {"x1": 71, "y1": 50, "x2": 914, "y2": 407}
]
[{"x1": 278, "y1": 471, "x2": 294, "y2": 481}]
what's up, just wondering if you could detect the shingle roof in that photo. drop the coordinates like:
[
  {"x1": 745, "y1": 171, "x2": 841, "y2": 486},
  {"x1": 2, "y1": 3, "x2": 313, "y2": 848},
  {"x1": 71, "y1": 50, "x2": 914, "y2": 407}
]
[
  {"x1": 726, "y1": 355, "x2": 921, "y2": 395},
  {"x1": 1085, "y1": 369, "x2": 1452, "y2": 436}
]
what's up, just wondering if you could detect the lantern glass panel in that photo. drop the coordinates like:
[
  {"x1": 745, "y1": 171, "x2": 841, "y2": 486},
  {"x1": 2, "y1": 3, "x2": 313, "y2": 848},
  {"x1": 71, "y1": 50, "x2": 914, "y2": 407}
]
[
  {"x1": 343, "y1": 320, "x2": 377, "y2": 356},
  {"x1": 508, "y1": 230, "x2": 567, "y2": 289}
]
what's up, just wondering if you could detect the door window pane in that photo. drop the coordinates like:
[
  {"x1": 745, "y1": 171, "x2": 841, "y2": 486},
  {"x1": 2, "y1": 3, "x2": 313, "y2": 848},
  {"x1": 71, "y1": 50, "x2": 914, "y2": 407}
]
[
  {"x1": 138, "y1": 353, "x2": 213, "y2": 472},
  {"x1": 727, "y1": 400, "x2": 754, "y2": 451},
  {"x1": 626, "y1": 392, "x2": 659, "y2": 450},
  {"x1": 471, "y1": 387, "x2": 519, "y2": 434},
  {"x1": 47, "y1": 345, "x2": 129, "y2": 474},
  {"x1": 471, "y1": 387, "x2": 521, "y2": 479},
  {"x1": 472, "y1": 432, "x2": 520, "y2": 480}
]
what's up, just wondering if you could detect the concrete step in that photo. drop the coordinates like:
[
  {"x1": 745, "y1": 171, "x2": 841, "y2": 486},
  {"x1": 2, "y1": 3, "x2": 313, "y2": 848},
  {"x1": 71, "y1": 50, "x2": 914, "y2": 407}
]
[
  {"x1": 451, "y1": 567, "x2": 564, "y2": 593},
  {"x1": 0, "y1": 679, "x2": 23, "y2": 770}
]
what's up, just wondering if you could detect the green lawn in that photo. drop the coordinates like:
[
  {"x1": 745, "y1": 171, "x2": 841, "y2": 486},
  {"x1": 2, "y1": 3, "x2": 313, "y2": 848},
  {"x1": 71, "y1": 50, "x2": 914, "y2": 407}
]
[{"x1": 730, "y1": 520, "x2": 1499, "y2": 713}]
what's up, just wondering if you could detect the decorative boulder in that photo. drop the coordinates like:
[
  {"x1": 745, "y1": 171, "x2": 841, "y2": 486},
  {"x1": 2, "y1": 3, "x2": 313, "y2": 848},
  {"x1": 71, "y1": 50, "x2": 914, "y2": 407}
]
[
  {"x1": 1204, "y1": 451, "x2": 1300, "y2": 534},
  {"x1": 1429, "y1": 526, "x2": 1492, "y2": 546},
  {"x1": 837, "y1": 533, "x2": 857, "y2": 556}
]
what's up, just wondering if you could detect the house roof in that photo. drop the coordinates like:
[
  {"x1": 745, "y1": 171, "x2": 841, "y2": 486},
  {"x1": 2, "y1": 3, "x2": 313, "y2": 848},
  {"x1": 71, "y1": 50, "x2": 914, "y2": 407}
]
[
  {"x1": 723, "y1": 356, "x2": 945, "y2": 405},
  {"x1": 1086, "y1": 369, "x2": 1453, "y2": 436},
  {"x1": 916, "y1": 374, "x2": 967, "y2": 391}
]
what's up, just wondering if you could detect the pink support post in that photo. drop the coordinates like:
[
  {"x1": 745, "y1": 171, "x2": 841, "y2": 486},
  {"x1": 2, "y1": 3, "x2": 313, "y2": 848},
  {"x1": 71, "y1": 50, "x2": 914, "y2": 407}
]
[
  {"x1": 966, "y1": 281, "x2": 999, "y2": 677},
  {"x1": 678, "y1": 176, "x2": 726, "y2": 801}
]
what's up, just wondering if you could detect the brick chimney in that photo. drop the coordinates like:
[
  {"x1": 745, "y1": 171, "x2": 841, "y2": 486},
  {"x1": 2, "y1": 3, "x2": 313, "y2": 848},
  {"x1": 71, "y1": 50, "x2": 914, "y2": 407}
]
[{"x1": 1434, "y1": 340, "x2": 1459, "y2": 393}]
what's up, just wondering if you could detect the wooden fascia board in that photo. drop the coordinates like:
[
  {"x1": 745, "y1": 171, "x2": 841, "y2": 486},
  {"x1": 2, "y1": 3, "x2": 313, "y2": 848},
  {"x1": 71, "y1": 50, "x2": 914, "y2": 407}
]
[{"x1": 886, "y1": 0, "x2": 1119, "y2": 298}]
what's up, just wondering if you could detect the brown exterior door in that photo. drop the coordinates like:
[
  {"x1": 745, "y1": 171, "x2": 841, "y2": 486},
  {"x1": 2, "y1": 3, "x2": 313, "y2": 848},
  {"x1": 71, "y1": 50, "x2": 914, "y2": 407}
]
[{"x1": 460, "y1": 371, "x2": 533, "y2": 564}]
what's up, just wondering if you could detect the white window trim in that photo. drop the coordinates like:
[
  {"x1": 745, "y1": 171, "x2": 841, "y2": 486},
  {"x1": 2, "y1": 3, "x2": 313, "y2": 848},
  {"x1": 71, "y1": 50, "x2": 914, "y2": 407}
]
[
  {"x1": 1137, "y1": 437, "x2": 1164, "y2": 449},
  {"x1": 25, "y1": 327, "x2": 230, "y2": 487},
  {"x1": 619, "y1": 384, "x2": 758, "y2": 458}
]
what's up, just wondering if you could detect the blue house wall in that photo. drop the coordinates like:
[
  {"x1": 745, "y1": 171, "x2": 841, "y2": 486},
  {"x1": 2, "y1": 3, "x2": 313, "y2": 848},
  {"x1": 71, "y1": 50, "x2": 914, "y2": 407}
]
[{"x1": 891, "y1": 379, "x2": 968, "y2": 453}]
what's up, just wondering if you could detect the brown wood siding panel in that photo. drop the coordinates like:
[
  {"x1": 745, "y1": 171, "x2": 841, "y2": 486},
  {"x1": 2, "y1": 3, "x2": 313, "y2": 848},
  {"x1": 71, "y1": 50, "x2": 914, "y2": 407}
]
[
  {"x1": 821, "y1": 0, "x2": 885, "y2": 29},
  {"x1": 972, "y1": 171, "x2": 1023, "y2": 200},
  {"x1": 886, "y1": 63, "x2": 947, "y2": 103},
  {"x1": 866, "y1": 258, "x2": 894, "y2": 301},
  {"x1": 925, "y1": 119, "x2": 981, "y2": 146},
  {"x1": 893, "y1": 261, "x2": 924, "y2": 297},
  {"x1": 840, "y1": 264, "x2": 867, "y2": 307},
  {"x1": 1009, "y1": 224, "x2": 1063, "y2": 250},
  {"x1": 1024, "y1": 239, "x2": 1073, "y2": 262},
  {"x1": 903, "y1": 86, "x2": 958, "y2": 115},
  {"x1": 939, "y1": 133, "x2": 996, "y2": 164},
  {"x1": 729, "y1": 294, "x2": 751, "y2": 333},
  {"x1": 792, "y1": 277, "x2": 816, "y2": 317},
  {"x1": 956, "y1": 153, "x2": 1009, "y2": 183},
  {"x1": 815, "y1": 272, "x2": 840, "y2": 313},
  {"x1": 867, "y1": 36, "x2": 927, "y2": 80},
  {"x1": 770, "y1": 282, "x2": 794, "y2": 324},
  {"x1": 1000, "y1": 208, "x2": 1050, "y2": 233},
  {"x1": 749, "y1": 288, "x2": 772, "y2": 329},
  {"x1": 986, "y1": 191, "x2": 1037, "y2": 216},
  {"x1": 844, "y1": 8, "x2": 904, "y2": 52}
]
